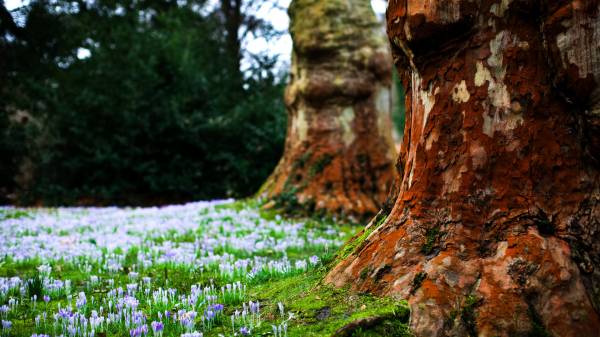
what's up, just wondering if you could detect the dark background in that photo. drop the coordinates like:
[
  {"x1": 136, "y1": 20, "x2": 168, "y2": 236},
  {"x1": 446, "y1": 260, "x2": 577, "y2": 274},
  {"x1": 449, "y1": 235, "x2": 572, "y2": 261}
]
[{"x1": 0, "y1": 0, "x2": 404, "y2": 206}]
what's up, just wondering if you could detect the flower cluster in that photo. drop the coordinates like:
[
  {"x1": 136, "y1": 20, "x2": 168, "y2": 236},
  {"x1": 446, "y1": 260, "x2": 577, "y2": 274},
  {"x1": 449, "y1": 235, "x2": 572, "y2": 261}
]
[{"x1": 0, "y1": 200, "x2": 344, "y2": 336}]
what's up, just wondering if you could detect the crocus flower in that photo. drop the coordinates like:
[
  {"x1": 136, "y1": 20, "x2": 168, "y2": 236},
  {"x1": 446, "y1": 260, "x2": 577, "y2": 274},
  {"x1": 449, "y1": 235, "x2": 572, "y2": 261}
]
[
  {"x1": 240, "y1": 326, "x2": 251, "y2": 336},
  {"x1": 1, "y1": 320, "x2": 11, "y2": 330},
  {"x1": 76, "y1": 292, "x2": 87, "y2": 308},
  {"x1": 151, "y1": 321, "x2": 164, "y2": 334},
  {"x1": 249, "y1": 301, "x2": 260, "y2": 314}
]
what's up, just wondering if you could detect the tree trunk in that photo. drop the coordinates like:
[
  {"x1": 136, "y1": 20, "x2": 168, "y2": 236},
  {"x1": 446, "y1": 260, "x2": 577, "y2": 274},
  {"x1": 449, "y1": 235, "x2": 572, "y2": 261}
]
[
  {"x1": 261, "y1": 0, "x2": 397, "y2": 221},
  {"x1": 220, "y1": 0, "x2": 243, "y2": 91},
  {"x1": 327, "y1": 1, "x2": 600, "y2": 336}
]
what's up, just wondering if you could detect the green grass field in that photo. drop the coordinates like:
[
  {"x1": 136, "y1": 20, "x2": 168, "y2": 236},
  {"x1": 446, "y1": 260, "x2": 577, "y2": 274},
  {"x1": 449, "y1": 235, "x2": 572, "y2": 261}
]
[{"x1": 0, "y1": 200, "x2": 410, "y2": 337}]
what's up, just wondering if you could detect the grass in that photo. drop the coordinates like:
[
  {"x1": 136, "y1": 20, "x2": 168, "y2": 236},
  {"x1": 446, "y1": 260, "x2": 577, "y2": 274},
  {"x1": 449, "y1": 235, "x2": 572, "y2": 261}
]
[
  {"x1": 0, "y1": 200, "x2": 411, "y2": 337},
  {"x1": 334, "y1": 212, "x2": 387, "y2": 264}
]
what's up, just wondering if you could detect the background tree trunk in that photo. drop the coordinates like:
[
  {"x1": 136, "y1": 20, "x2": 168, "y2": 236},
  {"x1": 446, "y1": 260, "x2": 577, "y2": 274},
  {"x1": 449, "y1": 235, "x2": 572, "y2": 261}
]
[
  {"x1": 327, "y1": 1, "x2": 600, "y2": 336},
  {"x1": 220, "y1": 0, "x2": 243, "y2": 91},
  {"x1": 261, "y1": 0, "x2": 397, "y2": 221}
]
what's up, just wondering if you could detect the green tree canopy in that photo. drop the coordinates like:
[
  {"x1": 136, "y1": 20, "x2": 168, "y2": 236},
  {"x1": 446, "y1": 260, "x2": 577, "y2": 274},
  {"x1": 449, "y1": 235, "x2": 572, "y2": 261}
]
[{"x1": 0, "y1": 0, "x2": 287, "y2": 205}]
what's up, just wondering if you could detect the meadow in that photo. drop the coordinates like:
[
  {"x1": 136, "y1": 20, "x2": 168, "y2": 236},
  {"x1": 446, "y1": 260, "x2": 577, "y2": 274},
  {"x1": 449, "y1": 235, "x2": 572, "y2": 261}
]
[{"x1": 0, "y1": 200, "x2": 410, "y2": 337}]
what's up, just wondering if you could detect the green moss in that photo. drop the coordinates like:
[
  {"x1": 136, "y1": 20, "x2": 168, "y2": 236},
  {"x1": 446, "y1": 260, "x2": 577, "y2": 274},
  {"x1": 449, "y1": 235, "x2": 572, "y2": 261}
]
[
  {"x1": 289, "y1": 0, "x2": 383, "y2": 53},
  {"x1": 293, "y1": 150, "x2": 313, "y2": 169},
  {"x1": 410, "y1": 272, "x2": 427, "y2": 295},
  {"x1": 421, "y1": 227, "x2": 444, "y2": 255},
  {"x1": 336, "y1": 303, "x2": 411, "y2": 336},
  {"x1": 309, "y1": 153, "x2": 334, "y2": 178},
  {"x1": 460, "y1": 295, "x2": 481, "y2": 337},
  {"x1": 335, "y1": 212, "x2": 387, "y2": 263},
  {"x1": 239, "y1": 270, "x2": 411, "y2": 337},
  {"x1": 345, "y1": 317, "x2": 411, "y2": 337},
  {"x1": 359, "y1": 267, "x2": 371, "y2": 280}
]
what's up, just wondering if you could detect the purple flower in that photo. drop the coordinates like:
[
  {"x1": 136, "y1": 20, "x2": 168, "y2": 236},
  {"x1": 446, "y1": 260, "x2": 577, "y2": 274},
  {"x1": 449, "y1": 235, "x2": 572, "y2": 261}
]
[
  {"x1": 204, "y1": 309, "x2": 215, "y2": 320},
  {"x1": 130, "y1": 327, "x2": 140, "y2": 337},
  {"x1": 211, "y1": 303, "x2": 224, "y2": 312},
  {"x1": 129, "y1": 325, "x2": 147, "y2": 337},
  {"x1": 57, "y1": 308, "x2": 73, "y2": 319},
  {"x1": 240, "y1": 326, "x2": 251, "y2": 336},
  {"x1": 249, "y1": 301, "x2": 260, "y2": 314},
  {"x1": 179, "y1": 310, "x2": 197, "y2": 331},
  {"x1": 43, "y1": 295, "x2": 50, "y2": 303},
  {"x1": 123, "y1": 295, "x2": 139, "y2": 309},
  {"x1": 76, "y1": 292, "x2": 87, "y2": 308},
  {"x1": 1, "y1": 320, "x2": 12, "y2": 330},
  {"x1": 151, "y1": 321, "x2": 164, "y2": 332}
]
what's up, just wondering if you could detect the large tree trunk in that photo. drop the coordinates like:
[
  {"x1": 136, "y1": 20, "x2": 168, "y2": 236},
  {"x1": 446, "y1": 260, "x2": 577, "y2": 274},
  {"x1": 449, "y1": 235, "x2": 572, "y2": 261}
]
[
  {"x1": 261, "y1": 0, "x2": 396, "y2": 221},
  {"x1": 327, "y1": 1, "x2": 600, "y2": 336}
]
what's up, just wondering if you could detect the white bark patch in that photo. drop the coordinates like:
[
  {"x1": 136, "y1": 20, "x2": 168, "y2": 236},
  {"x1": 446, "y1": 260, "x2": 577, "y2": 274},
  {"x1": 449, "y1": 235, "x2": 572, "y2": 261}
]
[
  {"x1": 488, "y1": 31, "x2": 508, "y2": 75},
  {"x1": 425, "y1": 130, "x2": 439, "y2": 151},
  {"x1": 404, "y1": 21, "x2": 412, "y2": 41},
  {"x1": 517, "y1": 41, "x2": 529, "y2": 50},
  {"x1": 479, "y1": 30, "x2": 524, "y2": 137},
  {"x1": 555, "y1": 5, "x2": 600, "y2": 116},
  {"x1": 452, "y1": 80, "x2": 471, "y2": 103},
  {"x1": 486, "y1": 32, "x2": 511, "y2": 110},
  {"x1": 407, "y1": 162, "x2": 415, "y2": 189},
  {"x1": 293, "y1": 108, "x2": 308, "y2": 142},
  {"x1": 495, "y1": 241, "x2": 508, "y2": 258},
  {"x1": 411, "y1": 72, "x2": 439, "y2": 133},
  {"x1": 482, "y1": 108, "x2": 524, "y2": 137},
  {"x1": 490, "y1": 0, "x2": 513, "y2": 17},
  {"x1": 339, "y1": 107, "x2": 356, "y2": 147},
  {"x1": 555, "y1": 7, "x2": 600, "y2": 80},
  {"x1": 475, "y1": 61, "x2": 493, "y2": 87},
  {"x1": 482, "y1": 112, "x2": 494, "y2": 137},
  {"x1": 489, "y1": 82, "x2": 511, "y2": 110}
]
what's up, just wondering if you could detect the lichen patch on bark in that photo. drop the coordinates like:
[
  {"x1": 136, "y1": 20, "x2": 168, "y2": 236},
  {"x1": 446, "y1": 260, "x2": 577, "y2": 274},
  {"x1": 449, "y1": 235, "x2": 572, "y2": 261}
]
[{"x1": 452, "y1": 80, "x2": 470, "y2": 103}]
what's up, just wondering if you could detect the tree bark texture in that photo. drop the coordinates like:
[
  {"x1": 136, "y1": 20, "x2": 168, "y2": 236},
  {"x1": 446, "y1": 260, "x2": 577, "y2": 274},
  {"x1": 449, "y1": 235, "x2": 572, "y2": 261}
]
[
  {"x1": 261, "y1": 0, "x2": 397, "y2": 221},
  {"x1": 327, "y1": 1, "x2": 600, "y2": 336}
]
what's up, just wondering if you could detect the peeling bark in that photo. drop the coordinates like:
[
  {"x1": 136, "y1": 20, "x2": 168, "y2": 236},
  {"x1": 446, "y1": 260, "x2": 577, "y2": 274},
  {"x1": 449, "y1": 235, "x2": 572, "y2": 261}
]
[
  {"x1": 327, "y1": 1, "x2": 600, "y2": 336},
  {"x1": 261, "y1": 0, "x2": 396, "y2": 221}
]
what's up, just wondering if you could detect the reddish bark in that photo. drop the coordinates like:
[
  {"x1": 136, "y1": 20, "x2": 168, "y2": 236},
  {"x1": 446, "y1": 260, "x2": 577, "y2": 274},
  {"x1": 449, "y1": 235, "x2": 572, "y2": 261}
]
[
  {"x1": 261, "y1": 0, "x2": 396, "y2": 220},
  {"x1": 327, "y1": 1, "x2": 600, "y2": 336}
]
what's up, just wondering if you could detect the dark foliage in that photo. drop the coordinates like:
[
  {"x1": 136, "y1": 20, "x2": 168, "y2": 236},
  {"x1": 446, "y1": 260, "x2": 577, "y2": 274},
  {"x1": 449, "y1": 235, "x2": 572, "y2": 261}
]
[{"x1": 0, "y1": 0, "x2": 287, "y2": 205}]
